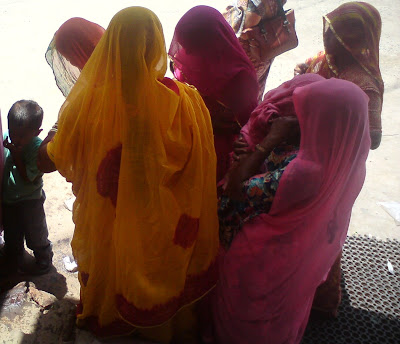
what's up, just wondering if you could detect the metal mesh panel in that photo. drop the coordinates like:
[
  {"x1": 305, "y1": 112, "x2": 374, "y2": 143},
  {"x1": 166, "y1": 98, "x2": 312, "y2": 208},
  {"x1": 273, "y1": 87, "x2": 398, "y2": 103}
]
[{"x1": 302, "y1": 235, "x2": 400, "y2": 344}]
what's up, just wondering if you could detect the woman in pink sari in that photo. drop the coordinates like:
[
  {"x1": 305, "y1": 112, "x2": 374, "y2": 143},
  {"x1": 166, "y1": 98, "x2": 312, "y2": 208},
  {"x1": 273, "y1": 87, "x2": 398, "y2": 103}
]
[
  {"x1": 213, "y1": 78, "x2": 371, "y2": 343},
  {"x1": 169, "y1": 6, "x2": 259, "y2": 183},
  {"x1": 294, "y1": 2, "x2": 384, "y2": 318}
]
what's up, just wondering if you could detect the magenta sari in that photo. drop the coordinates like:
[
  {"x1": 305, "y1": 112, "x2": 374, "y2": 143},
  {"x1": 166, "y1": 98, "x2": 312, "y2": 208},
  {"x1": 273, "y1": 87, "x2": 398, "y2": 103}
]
[
  {"x1": 213, "y1": 79, "x2": 371, "y2": 343},
  {"x1": 169, "y1": 6, "x2": 258, "y2": 182}
]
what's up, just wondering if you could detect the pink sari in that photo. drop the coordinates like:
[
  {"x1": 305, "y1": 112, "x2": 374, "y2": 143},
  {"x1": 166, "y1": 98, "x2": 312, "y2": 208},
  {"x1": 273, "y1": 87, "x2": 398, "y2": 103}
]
[
  {"x1": 213, "y1": 79, "x2": 371, "y2": 343},
  {"x1": 169, "y1": 6, "x2": 258, "y2": 182}
]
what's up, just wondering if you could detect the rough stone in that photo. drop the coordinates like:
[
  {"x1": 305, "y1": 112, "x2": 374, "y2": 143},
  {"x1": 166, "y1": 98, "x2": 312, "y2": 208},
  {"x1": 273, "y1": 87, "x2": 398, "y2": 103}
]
[
  {"x1": 27, "y1": 282, "x2": 57, "y2": 309},
  {"x1": 0, "y1": 281, "x2": 77, "y2": 343}
]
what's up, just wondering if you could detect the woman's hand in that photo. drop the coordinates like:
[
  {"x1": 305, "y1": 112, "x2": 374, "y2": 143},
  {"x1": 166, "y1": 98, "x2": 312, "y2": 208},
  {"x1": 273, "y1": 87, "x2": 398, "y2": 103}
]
[
  {"x1": 262, "y1": 116, "x2": 300, "y2": 147},
  {"x1": 232, "y1": 136, "x2": 251, "y2": 162},
  {"x1": 294, "y1": 62, "x2": 309, "y2": 76},
  {"x1": 41, "y1": 130, "x2": 57, "y2": 146}
]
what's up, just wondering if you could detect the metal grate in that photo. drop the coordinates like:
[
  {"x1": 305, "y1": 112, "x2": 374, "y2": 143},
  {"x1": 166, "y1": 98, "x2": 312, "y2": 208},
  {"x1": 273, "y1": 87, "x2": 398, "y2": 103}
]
[{"x1": 302, "y1": 235, "x2": 400, "y2": 344}]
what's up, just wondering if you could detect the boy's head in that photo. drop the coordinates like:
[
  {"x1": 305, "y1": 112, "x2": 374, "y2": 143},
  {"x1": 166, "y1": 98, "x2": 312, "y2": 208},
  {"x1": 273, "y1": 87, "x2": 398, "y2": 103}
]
[{"x1": 8, "y1": 100, "x2": 43, "y2": 148}]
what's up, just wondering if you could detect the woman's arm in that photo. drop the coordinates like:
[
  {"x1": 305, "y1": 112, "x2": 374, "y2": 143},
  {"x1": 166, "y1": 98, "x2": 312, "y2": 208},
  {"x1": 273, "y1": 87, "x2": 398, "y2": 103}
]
[
  {"x1": 224, "y1": 116, "x2": 299, "y2": 199},
  {"x1": 364, "y1": 89, "x2": 382, "y2": 150},
  {"x1": 41, "y1": 122, "x2": 58, "y2": 145},
  {"x1": 37, "y1": 142, "x2": 56, "y2": 173}
]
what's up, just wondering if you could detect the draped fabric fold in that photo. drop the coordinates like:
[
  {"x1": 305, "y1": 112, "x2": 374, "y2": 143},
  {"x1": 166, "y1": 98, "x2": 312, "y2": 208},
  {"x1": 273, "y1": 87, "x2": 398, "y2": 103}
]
[{"x1": 47, "y1": 7, "x2": 218, "y2": 334}]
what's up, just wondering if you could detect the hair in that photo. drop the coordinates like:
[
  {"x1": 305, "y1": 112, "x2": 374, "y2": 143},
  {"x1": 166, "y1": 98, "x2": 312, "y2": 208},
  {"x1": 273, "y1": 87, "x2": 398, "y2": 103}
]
[{"x1": 8, "y1": 100, "x2": 43, "y2": 130}]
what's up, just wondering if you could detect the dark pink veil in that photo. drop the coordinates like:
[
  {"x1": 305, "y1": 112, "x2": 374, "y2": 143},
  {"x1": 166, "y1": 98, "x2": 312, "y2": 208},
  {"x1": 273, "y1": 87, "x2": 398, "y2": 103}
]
[
  {"x1": 168, "y1": 5, "x2": 258, "y2": 113},
  {"x1": 213, "y1": 79, "x2": 371, "y2": 343}
]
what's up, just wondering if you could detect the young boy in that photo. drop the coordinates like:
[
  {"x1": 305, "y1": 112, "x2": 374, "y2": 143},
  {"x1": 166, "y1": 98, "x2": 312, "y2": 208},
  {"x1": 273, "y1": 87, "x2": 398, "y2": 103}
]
[{"x1": 1, "y1": 100, "x2": 53, "y2": 275}]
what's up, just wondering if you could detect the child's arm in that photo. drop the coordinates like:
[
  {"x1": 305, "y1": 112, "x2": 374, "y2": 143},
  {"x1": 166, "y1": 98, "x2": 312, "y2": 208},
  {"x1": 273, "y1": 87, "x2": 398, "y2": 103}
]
[{"x1": 3, "y1": 138, "x2": 30, "y2": 182}]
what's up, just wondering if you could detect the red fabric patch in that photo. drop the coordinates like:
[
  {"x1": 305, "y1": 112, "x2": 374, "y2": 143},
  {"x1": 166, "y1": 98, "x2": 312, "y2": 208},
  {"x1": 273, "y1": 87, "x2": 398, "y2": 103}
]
[
  {"x1": 115, "y1": 258, "x2": 217, "y2": 327},
  {"x1": 173, "y1": 214, "x2": 200, "y2": 249},
  {"x1": 96, "y1": 144, "x2": 122, "y2": 207},
  {"x1": 160, "y1": 77, "x2": 180, "y2": 95}
]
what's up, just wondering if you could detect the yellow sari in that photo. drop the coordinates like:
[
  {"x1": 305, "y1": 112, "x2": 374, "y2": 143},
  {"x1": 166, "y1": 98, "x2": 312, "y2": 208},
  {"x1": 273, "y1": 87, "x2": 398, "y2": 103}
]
[{"x1": 47, "y1": 7, "x2": 219, "y2": 340}]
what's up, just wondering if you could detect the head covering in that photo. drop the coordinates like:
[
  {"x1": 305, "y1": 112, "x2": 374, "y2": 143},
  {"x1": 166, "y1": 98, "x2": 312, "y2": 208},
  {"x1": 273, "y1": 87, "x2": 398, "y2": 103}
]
[
  {"x1": 47, "y1": 7, "x2": 218, "y2": 334},
  {"x1": 213, "y1": 79, "x2": 371, "y2": 344},
  {"x1": 169, "y1": 5, "x2": 258, "y2": 111},
  {"x1": 325, "y1": 2, "x2": 383, "y2": 90},
  {"x1": 45, "y1": 17, "x2": 105, "y2": 97},
  {"x1": 241, "y1": 74, "x2": 325, "y2": 149},
  {"x1": 308, "y1": 2, "x2": 383, "y2": 93}
]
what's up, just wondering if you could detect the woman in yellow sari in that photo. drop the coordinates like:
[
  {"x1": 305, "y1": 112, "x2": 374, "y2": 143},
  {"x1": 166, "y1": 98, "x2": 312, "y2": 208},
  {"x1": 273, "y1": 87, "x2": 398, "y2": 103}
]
[{"x1": 38, "y1": 7, "x2": 219, "y2": 342}]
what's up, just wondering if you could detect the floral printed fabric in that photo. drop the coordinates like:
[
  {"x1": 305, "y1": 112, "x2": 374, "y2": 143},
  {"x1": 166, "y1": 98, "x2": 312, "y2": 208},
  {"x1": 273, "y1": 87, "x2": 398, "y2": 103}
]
[{"x1": 219, "y1": 144, "x2": 298, "y2": 248}]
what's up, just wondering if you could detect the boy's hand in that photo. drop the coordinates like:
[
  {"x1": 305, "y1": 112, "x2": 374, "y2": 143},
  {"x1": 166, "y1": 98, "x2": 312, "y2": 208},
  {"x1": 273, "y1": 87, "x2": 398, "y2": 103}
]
[
  {"x1": 4, "y1": 138, "x2": 29, "y2": 181},
  {"x1": 4, "y1": 137, "x2": 25, "y2": 168},
  {"x1": 3, "y1": 138, "x2": 22, "y2": 155},
  {"x1": 3, "y1": 138, "x2": 15, "y2": 151}
]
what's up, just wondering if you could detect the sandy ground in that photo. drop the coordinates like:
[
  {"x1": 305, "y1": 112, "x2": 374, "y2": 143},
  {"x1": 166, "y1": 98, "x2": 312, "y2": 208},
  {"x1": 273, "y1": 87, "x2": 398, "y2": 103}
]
[{"x1": 0, "y1": 0, "x2": 399, "y2": 342}]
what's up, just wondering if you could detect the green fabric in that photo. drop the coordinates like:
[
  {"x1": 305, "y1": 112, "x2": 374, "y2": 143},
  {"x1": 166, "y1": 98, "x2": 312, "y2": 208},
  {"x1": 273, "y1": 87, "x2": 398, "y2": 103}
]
[{"x1": 2, "y1": 131, "x2": 43, "y2": 204}]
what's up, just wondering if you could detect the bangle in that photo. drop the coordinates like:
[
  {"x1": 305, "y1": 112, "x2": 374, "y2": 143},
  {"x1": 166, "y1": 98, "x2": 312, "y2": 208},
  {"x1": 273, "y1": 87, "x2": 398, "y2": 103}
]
[{"x1": 255, "y1": 144, "x2": 267, "y2": 153}]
